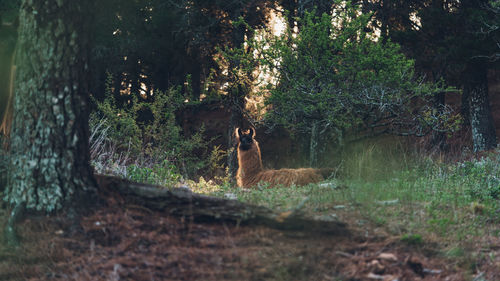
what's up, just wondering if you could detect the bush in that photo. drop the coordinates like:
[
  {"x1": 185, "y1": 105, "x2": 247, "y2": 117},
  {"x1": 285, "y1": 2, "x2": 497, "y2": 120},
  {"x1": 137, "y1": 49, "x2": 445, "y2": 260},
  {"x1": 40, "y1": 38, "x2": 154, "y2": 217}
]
[
  {"x1": 455, "y1": 156, "x2": 500, "y2": 201},
  {"x1": 229, "y1": 2, "x2": 447, "y2": 139},
  {"x1": 411, "y1": 151, "x2": 500, "y2": 202},
  {"x1": 127, "y1": 160, "x2": 182, "y2": 186},
  {"x1": 221, "y1": 2, "x2": 454, "y2": 166},
  {"x1": 90, "y1": 75, "x2": 209, "y2": 182}
]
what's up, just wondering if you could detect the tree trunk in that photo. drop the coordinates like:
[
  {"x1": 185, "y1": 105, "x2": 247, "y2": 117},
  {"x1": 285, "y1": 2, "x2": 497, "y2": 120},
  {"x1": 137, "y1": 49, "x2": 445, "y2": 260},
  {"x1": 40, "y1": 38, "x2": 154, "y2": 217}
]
[
  {"x1": 6, "y1": 0, "x2": 97, "y2": 212},
  {"x1": 227, "y1": 89, "x2": 245, "y2": 185},
  {"x1": 463, "y1": 64, "x2": 497, "y2": 152},
  {"x1": 0, "y1": 22, "x2": 17, "y2": 136},
  {"x1": 191, "y1": 65, "x2": 201, "y2": 101},
  {"x1": 189, "y1": 46, "x2": 202, "y2": 101},
  {"x1": 226, "y1": 19, "x2": 248, "y2": 184},
  {"x1": 0, "y1": 61, "x2": 15, "y2": 138},
  {"x1": 309, "y1": 120, "x2": 319, "y2": 167},
  {"x1": 430, "y1": 92, "x2": 447, "y2": 151},
  {"x1": 0, "y1": 141, "x2": 7, "y2": 191}
]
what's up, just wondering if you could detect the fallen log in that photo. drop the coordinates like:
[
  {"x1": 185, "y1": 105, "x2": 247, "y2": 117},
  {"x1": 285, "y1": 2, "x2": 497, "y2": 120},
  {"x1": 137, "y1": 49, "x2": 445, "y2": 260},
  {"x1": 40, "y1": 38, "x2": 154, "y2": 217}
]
[{"x1": 96, "y1": 175, "x2": 349, "y2": 236}]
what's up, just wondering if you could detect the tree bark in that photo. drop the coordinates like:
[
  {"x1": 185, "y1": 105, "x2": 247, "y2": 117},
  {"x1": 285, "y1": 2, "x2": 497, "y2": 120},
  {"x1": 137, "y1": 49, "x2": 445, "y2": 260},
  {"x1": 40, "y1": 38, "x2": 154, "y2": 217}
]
[
  {"x1": 0, "y1": 143, "x2": 7, "y2": 192},
  {"x1": 463, "y1": 63, "x2": 497, "y2": 152},
  {"x1": 188, "y1": 46, "x2": 202, "y2": 101},
  {"x1": 5, "y1": 0, "x2": 97, "y2": 212},
  {"x1": 227, "y1": 89, "x2": 245, "y2": 185},
  {"x1": 309, "y1": 120, "x2": 319, "y2": 167},
  {"x1": 430, "y1": 92, "x2": 447, "y2": 151},
  {"x1": 0, "y1": 22, "x2": 17, "y2": 136},
  {"x1": 226, "y1": 19, "x2": 248, "y2": 184}
]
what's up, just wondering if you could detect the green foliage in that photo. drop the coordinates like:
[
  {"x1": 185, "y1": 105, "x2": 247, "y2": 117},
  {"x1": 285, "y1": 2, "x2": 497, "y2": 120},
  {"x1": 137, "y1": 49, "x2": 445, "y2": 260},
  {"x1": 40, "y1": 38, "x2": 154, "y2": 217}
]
[
  {"x1": 91, "y1": 0, "x2": 274, "y2": 104},
  {"x1": 449, "y1": 156, "x2": 500, "y2": 201},
  {"x1": 91, "y1": 99, "x2": 142, "y2": 156},
  {"x1": 209, "y1": 145, "x2": 226, "y2": 173},
  {"x1": 137, "y1": 85, "x2": 207, "y2": 176},
  {"x1": 401, "y1": 233, "x2": 423, "y2": 246},
  {"x1": 208, "y1": 145, "x2": 230, "y2": 184},
  {"x1": 191, "y1": 143, "x2": 500, "y2": 252},
  {"x1": 349, "y1": 151, "x2": 500, "y2": 241},
  {"x1": 339, "y1": 137, "x2": 413, "y2": 181},
  {"x1": 90, "y1": 75, "x2": 208, "y2": 180},
  {"x1": 188, "y1": 176, "x2": 230, "y2": 195},
  {"x1": 225, "y1": 1, "x2": 449, "y2": 140},
  {"x1": 0, "y1": 0, "x2": 20, "y2": 23},
  {"x1": 445, "y1": 247, "x2": 466, "y2": 258},
  {"x1": 127, "y1": 160, "x2": 181, "y2": 186}
]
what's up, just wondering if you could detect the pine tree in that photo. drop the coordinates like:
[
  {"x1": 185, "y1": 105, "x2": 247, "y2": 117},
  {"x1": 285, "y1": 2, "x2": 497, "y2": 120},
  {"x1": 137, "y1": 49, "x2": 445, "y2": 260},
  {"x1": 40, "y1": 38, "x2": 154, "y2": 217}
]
[{"x1": 6, "y1": 0, "x2": 97, "y2": 213}]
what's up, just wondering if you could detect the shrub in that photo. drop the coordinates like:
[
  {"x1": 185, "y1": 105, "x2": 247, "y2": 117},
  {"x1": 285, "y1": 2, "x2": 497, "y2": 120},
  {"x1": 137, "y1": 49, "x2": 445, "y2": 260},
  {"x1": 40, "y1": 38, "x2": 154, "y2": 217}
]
[
  {"x1": 127, "y1": 160, "x2": 182, "y2": 186},
  {"x1": 229, "y1": 3, "x2": 448, "y2": 138},
  {"x1": 411, "y1": 151, "x2": 500, "y2": 203},
  {"x1": 221, "y1": 2, "x2": 455, "y2": 166},
  {"x1": 455, "y1": 156, "x2": 500, "y2": 201},
  {"x1": 89, "y1": 75, "x2": 209, "y2": 182}
]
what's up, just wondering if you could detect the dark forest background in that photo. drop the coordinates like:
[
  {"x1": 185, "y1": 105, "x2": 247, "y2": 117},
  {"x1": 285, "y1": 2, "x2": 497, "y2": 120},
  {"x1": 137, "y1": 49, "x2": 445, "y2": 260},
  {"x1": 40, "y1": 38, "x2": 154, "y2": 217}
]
[
  {"x1": 1, "y1": 0, "x2": 500, "y2": 188},
  {"x1": 2, "y1": 2, "x2": 500, "y2": 279}
]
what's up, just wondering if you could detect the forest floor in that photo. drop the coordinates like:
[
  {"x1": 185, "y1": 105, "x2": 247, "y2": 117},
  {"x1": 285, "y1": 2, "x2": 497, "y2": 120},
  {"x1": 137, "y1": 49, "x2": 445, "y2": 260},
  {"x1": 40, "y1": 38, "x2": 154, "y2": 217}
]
[{"x1": 0, "y1": 186, "x2": 498, "y2": 281}]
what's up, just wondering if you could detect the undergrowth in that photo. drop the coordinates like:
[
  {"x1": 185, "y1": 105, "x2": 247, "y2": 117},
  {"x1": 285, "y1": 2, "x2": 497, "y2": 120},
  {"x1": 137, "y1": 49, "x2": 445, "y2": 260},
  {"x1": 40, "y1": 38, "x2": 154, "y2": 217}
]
[
  {"x1": 88, "y1": 79, "x2": 500, "y2": 268},
  {"x1": 89, "y1": 74, "x2": 219, "y2": 185},
  {"x1": 189, "y1": 142, "x2": 500, "y2": 269}
]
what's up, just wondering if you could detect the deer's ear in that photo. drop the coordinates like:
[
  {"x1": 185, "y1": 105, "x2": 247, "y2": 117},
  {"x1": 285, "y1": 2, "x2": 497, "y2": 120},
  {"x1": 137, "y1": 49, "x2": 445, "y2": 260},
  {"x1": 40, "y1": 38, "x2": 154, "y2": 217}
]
[
  {"x1": 249, "y1": 127, "x2": 255, "y2": 138},
  {"x1": 236, "y1": 127, "x2": 242, "y2": 139}
]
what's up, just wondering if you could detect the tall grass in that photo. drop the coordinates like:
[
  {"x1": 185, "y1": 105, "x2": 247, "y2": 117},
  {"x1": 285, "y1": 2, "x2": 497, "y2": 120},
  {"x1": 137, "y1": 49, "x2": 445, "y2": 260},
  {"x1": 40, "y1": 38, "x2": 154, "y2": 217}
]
[
  {"x1": 89, "y1": 116, "x2": 131, "y2": 177},
  {"x1": 195, "y1": 139, "x2": 500, "y2": 252},
  {"x1": 88, "y1": 88, "x2": 500, "y2": 251}
]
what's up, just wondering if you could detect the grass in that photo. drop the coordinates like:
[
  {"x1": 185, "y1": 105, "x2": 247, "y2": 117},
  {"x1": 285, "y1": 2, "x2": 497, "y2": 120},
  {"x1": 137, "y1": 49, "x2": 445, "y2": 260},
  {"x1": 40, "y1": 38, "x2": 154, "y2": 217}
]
[
  {"x1": 90, "y1": 115, "x2": 500, "y2": 269},
  {"x1": 186, "y1": 144, "x2": 500, "y2": 264}
]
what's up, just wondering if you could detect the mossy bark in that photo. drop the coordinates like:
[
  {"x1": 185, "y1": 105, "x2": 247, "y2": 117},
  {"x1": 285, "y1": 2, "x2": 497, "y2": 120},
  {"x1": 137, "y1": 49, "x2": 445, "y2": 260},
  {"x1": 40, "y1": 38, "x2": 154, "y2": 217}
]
[
  {"x1": 5, "y1": 0, "x2": 97, "y2": 212},
  {"x1": 309, "y1": 120, "x2": 319, "y2": 168}
]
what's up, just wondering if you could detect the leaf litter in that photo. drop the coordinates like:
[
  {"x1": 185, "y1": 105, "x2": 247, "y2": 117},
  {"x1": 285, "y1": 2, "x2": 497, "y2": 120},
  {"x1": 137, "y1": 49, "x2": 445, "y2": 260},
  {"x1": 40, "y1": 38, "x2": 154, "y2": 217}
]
[{"x1": 0, "y1": 192, "x2": 496, "y2": 281}]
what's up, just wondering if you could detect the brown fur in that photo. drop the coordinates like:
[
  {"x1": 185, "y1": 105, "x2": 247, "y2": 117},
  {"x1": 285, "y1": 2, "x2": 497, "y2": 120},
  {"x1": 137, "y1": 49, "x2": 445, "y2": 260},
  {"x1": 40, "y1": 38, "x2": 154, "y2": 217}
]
[{"x1": 235, "y1": 128, "x2": 328, "y2": 188}]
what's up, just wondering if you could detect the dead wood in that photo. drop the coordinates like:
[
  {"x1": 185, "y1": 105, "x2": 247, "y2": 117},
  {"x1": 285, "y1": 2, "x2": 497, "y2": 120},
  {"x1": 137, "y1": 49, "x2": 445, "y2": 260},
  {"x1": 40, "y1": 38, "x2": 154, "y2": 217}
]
[{"x1": 96, "y1": 175, "x2": 349, "y2": 236}]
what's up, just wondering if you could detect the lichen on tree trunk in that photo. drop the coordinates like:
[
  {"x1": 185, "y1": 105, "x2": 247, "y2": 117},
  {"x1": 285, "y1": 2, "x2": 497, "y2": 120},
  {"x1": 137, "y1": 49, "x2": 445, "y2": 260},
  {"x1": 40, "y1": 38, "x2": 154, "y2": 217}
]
[
  {"x1": 309, "y1": 120, "x2": 319, "y2": 168},
  {"x1": 464, "y1": 63, "x2": 497, "y2": 152},
  {"x1": 5, "y1": 0, "x2": 97, "y2": 212}
]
